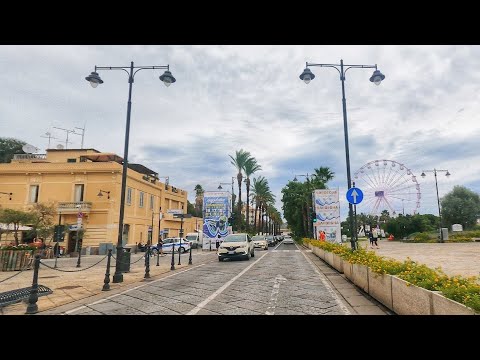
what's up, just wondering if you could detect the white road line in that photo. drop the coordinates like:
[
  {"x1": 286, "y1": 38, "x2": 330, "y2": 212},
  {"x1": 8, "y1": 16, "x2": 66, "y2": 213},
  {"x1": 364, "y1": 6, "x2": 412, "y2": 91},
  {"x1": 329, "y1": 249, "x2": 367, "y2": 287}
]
[
  {"x1": 295, "y1": 242, "x2": 351, "y2": 315},
  {"x1": 64, "y1": 263, "x2": 206, "y2": 315},
  {"x1": 187, "y1": 252, "x2": 270, "y2": 315},
  {"x1": 265, "y1": 274, "x2": 287, "y2": 315}
]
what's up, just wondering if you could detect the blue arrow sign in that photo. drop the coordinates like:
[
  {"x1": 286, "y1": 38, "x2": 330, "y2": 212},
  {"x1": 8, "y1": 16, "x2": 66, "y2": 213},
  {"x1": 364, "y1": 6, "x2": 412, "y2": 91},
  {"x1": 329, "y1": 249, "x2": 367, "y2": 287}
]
[{"x1": 346, "y1": 187, "x2": 364, "y2": 205}]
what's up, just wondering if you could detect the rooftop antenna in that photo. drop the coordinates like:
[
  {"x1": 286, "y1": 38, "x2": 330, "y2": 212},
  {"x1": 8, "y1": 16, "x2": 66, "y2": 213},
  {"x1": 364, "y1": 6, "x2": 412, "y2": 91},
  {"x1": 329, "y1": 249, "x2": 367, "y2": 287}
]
[
  {"x1": 40, "y1": 132, "x2": 59, "y2": 149},
  {"x1": 53, "y1": 127, "x2": 75, "y2": 149},
  {"x1": 72, "y1": 123, "x2": 86, "y2": 149}
]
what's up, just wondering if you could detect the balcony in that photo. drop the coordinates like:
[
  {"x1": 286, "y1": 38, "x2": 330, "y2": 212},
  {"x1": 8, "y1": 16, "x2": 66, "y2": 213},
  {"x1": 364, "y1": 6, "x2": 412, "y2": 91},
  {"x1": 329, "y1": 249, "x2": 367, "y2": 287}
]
[
  {"x1": 13, "y1": 154, "x2": 47, "y2": 161},
  {"x1": 57, "y1": 202, "x2": 92, "y2": 213}
]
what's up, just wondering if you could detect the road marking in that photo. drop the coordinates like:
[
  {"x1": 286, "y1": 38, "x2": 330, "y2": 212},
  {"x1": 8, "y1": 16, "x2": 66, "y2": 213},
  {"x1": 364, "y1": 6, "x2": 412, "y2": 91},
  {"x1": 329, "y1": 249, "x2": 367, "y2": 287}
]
[
  {"x1": 265, "y1": 274, "x2": 287, "y2": 315},
  {"x1": 296, "y1": 242, "x2": 351, "y2": 314},
  {"x1": 187, "y1": 252, "x2": 270, "y2": 315},
  {"x1": 64, "y1": 263, "x2": 206, "y2": 315}
]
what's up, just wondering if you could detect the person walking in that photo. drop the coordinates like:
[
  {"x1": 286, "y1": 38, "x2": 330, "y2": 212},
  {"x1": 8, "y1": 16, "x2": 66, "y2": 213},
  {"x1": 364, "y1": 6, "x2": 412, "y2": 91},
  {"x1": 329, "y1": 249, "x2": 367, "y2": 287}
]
[
  {"x1": 157, "y1": 239, "x2": 164, "y2": 256},
  {"x1": 368, "y1": 230, "x2": 374, "y2": 248},
  {"x1": 372, "y1": 228, "x2": 379, "y2": 249},
  {"x1": 216, "y1": 234, "x2": 221, "y2": 253}
]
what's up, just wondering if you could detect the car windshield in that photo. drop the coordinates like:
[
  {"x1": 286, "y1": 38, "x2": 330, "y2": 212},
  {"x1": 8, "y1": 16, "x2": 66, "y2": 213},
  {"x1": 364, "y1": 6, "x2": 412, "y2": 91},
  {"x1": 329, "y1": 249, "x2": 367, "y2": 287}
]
[
  {"x1": 185, "y1": 236, "x2": 197, "y2": 241},
  {"x1": 224, "y1": 234, "x2": 247, "y2": 242},
  {"x1": 266, "y1": 236, "x2": 274, "y2": 240},
  {"x1": 252, "y1": 236, "x2": 265, "y2": 240}
]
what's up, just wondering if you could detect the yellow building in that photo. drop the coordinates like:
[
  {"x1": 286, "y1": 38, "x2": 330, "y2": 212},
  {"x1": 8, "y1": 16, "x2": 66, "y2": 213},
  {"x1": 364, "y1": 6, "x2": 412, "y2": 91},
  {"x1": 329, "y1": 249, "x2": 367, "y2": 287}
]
[{"x1": 0, "y1": 148, "x2": 200, "y2": 253}]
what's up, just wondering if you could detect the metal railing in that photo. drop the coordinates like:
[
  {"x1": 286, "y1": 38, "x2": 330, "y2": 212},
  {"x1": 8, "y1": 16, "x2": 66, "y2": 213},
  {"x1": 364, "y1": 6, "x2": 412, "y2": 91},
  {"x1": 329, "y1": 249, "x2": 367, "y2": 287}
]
[{"x1": 13, "y1": 154, "x2": 47, "y2": 160}]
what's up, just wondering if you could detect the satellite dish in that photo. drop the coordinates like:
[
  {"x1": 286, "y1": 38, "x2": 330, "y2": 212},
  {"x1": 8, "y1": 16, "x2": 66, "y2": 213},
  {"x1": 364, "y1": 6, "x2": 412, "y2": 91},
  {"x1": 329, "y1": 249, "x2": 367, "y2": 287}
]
[
  {"x1": 22, "y1": 144, "x2": 39, "y2": 154},
  {"x1": 56, "y1": 144, "x2": 65, "y2": 150}
]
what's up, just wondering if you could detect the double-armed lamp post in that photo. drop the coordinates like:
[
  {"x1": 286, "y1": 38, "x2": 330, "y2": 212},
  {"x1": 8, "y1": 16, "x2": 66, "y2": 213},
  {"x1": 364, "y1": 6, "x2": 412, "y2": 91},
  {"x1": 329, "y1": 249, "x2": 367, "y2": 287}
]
[
  {"x1": 421, "y1": 169, "x2": 451, "y2": 243},
  {"x1": 86, "y1": 62, "x2": 176, "y2": 283},
  {"x1": 299, "y1": 60, "x2": 385, "y2": 250}
]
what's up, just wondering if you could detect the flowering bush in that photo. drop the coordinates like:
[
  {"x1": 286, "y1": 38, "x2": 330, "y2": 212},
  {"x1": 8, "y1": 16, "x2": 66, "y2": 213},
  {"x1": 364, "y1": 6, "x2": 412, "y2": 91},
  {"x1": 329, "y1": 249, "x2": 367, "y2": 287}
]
[
  {"x1": 305, "y1": 238, "x2": 480, "y2": 312},
  {"x1": 0, "y1": 243, "x2": 37, "y2": 251}
]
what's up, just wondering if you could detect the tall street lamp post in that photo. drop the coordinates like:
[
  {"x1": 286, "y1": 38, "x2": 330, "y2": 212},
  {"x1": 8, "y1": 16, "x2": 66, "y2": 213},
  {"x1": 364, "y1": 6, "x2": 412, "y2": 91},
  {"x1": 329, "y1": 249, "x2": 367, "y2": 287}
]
[
  {"x1": 421, "y1": 169, "x2": 451, "y2": 243},
  {"x1": 86, "y1": 61, "x2": 176, "y2": 283},
  {"x1": 299, "y1": 60, "x2": 385, "y2": 250}
]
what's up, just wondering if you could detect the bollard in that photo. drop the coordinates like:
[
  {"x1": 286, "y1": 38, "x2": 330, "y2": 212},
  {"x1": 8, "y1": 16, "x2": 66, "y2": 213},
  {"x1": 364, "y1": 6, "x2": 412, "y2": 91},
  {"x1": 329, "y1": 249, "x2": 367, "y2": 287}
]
[
  {"x1": 156, "y1": 249, "x2": 160, "y2": 266},
  {"x1": 188, "y1": 245, "x2": 193, "y2": 265},
  {"x1": 144, "y1": 246, "x2": 151, "y2": 279},
  {"x1": 102, "y1": 249, "x2": 112, "y2": 291},
  {"x1": 54, "y1": 245, "x2": 59, "y2": 269},
  {"x1": 26, "y1": 255, "x2": 41, "y2": 314},
  {"x1": 178, "y1": 243, "x2": 182, "y2": 266},
  {"x1": 170, "y1": 245, "x2": 175, "y2": 270},
  {"x1": 76, "y1": 239, "x2": 83, "y2": 268},
  {"x1": 134, "y1": 242, "x2": 138, "y2": 254}
]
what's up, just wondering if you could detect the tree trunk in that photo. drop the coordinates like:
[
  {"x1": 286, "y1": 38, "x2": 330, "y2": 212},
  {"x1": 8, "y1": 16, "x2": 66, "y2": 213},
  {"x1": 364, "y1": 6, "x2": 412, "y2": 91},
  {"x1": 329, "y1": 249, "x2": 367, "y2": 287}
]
[
  {"x1": 246, "y1": 179, "x2": 250, "y2": 231},
  {"x1": 254, "y1": 204, "x2": 258, "y2": 233},
  {"x1": 237, "y1": 173, "x2": 243, "y2": 230}
]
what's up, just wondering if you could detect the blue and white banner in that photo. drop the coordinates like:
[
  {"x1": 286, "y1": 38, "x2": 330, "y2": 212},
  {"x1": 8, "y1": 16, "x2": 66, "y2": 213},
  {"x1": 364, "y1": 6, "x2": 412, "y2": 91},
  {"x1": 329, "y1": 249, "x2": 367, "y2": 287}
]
[
  {"x1": 313, "y1": 189, "x2": 341, "y2": 243},
  {"x1": 202, "y1": 191, "x2": 231, "y2": 250}
]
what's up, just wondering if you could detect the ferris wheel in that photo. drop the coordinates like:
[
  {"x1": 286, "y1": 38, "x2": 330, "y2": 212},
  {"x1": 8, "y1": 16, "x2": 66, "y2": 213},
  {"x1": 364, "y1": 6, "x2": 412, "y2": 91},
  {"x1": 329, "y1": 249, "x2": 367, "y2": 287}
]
[{"x1": 353, "y1": 159, "x2": 421, "y2": 216}]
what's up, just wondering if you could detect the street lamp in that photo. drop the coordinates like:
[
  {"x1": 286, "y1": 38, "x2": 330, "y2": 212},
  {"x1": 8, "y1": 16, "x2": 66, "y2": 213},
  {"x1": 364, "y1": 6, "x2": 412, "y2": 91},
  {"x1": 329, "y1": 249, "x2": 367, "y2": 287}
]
[
  {"x1": 299, "y1": 60, "x2": 385, "y2": 250},
  {"x1": 421, "y1": 169, "x2": 451, "y2": 243},
  {"x1": 86, "y1": 61, "x2": 176, "y2": 283},
  {"x1": 97, "y1": 190, "x2": 110, "y2": 199}
]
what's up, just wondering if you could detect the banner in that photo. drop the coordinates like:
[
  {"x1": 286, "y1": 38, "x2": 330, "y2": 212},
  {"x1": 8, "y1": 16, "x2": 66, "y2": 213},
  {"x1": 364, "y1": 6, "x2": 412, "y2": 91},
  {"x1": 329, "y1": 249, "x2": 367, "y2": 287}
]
[
  {"x1": 202, "y1": 191, "x2": 231, "y2": 250},
  {"x1": 313, "y1": 189, "x2": 341, "y2": 243}
]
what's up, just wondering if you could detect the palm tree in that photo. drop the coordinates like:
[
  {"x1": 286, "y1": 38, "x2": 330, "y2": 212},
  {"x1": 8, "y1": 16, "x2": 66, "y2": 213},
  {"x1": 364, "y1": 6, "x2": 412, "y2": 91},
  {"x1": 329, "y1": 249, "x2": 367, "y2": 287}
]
[
  {"x1": 312, "y1": 167, "x2": 335, "y2": 184},
  {"x1": 243, "y1": 157, "x2": 262, "y2": 231},
  {"x1": 229, "y1": 149, "x2": 251, "y2": 229},
  {"x1": 252, "y1": 176, "x2": 268, "y2": 233},
  {"x1": 194, "y1": 184, "x2": 204, "y2": 214}
]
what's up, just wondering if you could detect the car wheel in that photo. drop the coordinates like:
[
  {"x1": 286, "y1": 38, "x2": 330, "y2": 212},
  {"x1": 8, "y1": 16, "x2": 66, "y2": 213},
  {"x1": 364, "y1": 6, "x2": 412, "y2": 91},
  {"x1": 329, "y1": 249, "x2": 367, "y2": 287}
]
[
  {"x1": 264, "y1": 246, "x2": 268, "y2": 250},
  {"x1": 178, "y1": 247, "x2": 185, "y2": 253},
  {"x1": 244, "y1": 254, "x2": 250, "y2": 261},
  {"x1": 151, "y1": 249, "x2": 158, "y2": 256},
  {"x1": 218, "y1": 257, "x2": 222, "y2": 262},
  {"x1": 251, "y1": 250, "x2": 255, "y2": 258}
]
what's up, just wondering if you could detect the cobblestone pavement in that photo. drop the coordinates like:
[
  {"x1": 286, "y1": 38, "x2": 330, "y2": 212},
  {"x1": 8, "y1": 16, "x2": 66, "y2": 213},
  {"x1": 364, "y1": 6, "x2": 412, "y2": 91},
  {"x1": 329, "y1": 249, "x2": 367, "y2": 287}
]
[
  {"x1": 364, "y1": 240, "x2": 480, "y2": 280},
  {"x1": 42, "y1": 242, "x2": 385, "y2": 315}
]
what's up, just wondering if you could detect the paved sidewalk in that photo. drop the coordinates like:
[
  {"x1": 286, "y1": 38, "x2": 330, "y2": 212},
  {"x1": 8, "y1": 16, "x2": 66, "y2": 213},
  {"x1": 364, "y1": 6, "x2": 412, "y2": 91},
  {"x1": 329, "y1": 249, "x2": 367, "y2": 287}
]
[{"x1": 0, "y1": 251, "x2": 217, "y2": 315}]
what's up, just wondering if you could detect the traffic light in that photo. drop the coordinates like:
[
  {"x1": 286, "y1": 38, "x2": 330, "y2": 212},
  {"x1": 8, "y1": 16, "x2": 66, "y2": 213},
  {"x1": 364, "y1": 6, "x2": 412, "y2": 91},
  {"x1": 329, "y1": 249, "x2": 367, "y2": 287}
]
[
  {"x1": 228, "y1": 213, "x2": 235, "y2": 226},
  {"x1": 310, "y1": 208, "x2": 317, "y2": 223}
]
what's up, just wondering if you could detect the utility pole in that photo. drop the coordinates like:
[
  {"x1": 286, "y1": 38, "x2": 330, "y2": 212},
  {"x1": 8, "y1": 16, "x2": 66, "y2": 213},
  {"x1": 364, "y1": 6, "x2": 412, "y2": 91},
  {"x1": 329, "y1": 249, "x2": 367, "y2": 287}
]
[{"x1": 73, "y1": 125, "x2": 86, "y2": 149}]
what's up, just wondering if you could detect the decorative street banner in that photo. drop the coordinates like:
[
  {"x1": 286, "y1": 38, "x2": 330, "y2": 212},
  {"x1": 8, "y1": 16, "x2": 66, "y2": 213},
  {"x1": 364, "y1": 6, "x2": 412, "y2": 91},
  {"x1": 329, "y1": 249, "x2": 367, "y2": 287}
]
[
  {"x1": 312, "y1": 189, "x2": 341, "y2": 243},
  {"x1": 202, "y1": 191, "x2": 231, "y2": 250}
]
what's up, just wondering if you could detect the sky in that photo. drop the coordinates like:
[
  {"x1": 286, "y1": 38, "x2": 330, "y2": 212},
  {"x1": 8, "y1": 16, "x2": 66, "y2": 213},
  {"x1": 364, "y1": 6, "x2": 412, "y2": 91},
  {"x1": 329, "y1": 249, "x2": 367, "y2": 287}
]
[{"x1": 0, "y1": 45, "x2": 477, "y2": 221}]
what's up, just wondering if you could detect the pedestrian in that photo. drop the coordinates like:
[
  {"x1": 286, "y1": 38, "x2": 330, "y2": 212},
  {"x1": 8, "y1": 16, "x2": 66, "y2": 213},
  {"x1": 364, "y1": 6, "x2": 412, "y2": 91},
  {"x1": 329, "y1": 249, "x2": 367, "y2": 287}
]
[
  {"x1": 372, "y1": 228, "x2": 379, "y2": 249},
  {"x1": 368, "y1": 230, "x2": 374, "y2": 248},
  {"x1": 216, "y1": 235, "x2": 221, "y2": 253},
  {"x1": 157, "y1": 239, "x2": 164, "y2": 256},
  {"x1": 319, "y1": 230, "x2": 326, "y2": 242}
]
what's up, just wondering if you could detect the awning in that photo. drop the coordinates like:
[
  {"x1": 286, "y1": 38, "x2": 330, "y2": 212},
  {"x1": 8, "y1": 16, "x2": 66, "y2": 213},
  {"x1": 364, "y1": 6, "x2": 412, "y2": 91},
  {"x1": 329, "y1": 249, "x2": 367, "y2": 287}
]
[{"x1": 82, "y1": 153, "x2": 124, "y2": 163}]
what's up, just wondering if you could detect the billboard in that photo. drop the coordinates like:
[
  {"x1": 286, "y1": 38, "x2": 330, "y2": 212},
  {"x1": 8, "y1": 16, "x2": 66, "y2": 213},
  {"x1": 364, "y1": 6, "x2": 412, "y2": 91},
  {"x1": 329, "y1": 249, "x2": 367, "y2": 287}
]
[
  {"x1": 202, "y1": 191, "x2": 231, "y2": 250},
  {"x1": 312, "y1": 189, "x2": 341, "y2": 243}
]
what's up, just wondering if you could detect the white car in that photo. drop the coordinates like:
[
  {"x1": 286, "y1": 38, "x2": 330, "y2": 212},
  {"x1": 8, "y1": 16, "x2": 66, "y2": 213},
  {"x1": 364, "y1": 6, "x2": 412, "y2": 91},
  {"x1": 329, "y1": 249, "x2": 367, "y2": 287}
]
[
  {"x1": 283, "y1": 236, "x2": 294, "y2": 244},
  {"x1": 251, "y1": 235, "x2": 268, "y2": 250},
  {"x1": 218, "y1": 233, "x2": 255, "y2": 261},
  {"x1": 153, "y1": 237, "x2": 191, "y2": 254}
]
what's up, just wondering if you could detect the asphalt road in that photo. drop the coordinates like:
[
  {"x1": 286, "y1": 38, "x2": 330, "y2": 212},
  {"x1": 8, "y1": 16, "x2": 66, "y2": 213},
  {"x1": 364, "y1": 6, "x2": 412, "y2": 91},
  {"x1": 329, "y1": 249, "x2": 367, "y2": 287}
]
[{"x1": 54, "y1": 241, "x2": 351, "y2": 315}]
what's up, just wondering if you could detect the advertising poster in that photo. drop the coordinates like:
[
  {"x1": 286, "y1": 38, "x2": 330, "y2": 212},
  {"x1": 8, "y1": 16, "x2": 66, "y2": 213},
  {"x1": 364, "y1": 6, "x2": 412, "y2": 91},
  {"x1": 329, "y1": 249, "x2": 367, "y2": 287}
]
[
  {"x1": 313, "y1": 189, "x2": 341, "y2": 243},
  {"x1": 202, "y1": 191, "x2": 231, "y2": 250}
]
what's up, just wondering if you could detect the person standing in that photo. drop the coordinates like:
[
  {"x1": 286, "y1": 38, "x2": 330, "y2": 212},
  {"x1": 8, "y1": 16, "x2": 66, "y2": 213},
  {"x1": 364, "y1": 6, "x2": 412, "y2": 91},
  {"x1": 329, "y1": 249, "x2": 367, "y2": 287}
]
[
  {"x1": 319, "y1": 230, "x2": 326, "y2": 242},
  {"x1": 372, "y1": 228, "x2": 379, "y2": 249},
  {"x1": 216, "y1": 234, "x2": 221, "y2": 253},
  {"x1": 157, "y1": 239, "x2": 164, "y2": 256},
  {"x1": 368, "y1": 230, "x2": 374, "y2": 248}
]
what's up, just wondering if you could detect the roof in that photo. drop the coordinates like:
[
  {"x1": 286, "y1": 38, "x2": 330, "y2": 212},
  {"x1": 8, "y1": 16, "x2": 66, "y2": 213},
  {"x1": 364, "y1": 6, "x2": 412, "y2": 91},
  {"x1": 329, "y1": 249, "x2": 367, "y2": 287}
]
[
  {"x1": 128, "y1": 163, "x2": 158, "y2": 177},
  {"x1": 82, "y1": 153, "x2": 124, "y2": 163},
  {"x1": 47, "y1": 148, "x2": 101, "y2": 152}
]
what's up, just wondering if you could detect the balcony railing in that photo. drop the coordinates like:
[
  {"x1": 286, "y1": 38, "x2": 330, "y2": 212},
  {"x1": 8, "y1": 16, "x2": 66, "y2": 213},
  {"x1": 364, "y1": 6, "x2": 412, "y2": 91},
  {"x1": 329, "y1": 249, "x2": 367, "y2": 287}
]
[
  {"x1": 57, "y1": 202, "x2": 92, "y2": 212},
  {"x1": 13, "y1": 154, "x2": 47, "y2": 160}
]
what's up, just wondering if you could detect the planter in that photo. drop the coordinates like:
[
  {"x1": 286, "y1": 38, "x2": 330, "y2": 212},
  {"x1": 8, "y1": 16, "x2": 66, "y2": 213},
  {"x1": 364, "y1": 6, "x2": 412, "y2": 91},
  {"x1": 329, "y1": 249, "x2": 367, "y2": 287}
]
[
  {"x1": 332, "y1": 253, "x2": 343, "y2": 273},
  {"x1": 368, "y1": 269, "x2": 393, "y2": 310},
  {"x1": 352, "y1": 263, "x2": 369, "y2": 293},
  {"x1": 343, "y1": 260, "x2": 353, "y2": 281},
  {"x1": 431, "y1": 292, "x2": 476, "y2": 315},
  {"x1": 391, "y1": 276, "x2": 433, "y2": 315},
  {"x1": 324, "y1": 251, "x2": 334, "y2": 267},
  {"x1": 0, "y1": 250, "x2": 34, "y2": 271},
  {"x1": 317, "y1": 248, "x2": 325, "y2": 260}
]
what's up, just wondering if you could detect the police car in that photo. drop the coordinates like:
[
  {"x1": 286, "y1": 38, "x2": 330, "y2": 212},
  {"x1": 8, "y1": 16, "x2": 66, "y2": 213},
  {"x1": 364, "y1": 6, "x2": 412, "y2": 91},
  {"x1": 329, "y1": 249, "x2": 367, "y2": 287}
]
[{"x1": 151, "y1": 237, "x2": 191, "y2": 254}]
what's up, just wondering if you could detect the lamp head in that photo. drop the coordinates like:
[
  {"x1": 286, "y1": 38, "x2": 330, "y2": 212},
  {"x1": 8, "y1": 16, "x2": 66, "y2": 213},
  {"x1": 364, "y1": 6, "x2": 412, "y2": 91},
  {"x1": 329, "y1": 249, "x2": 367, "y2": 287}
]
[
  {"x1": 97, "y1": 191, "x2": 103, "y2": 197},
  {"x1": 159, "y1": 70, "x2": 176, "y2": 87},
  {"x1": 218, "y1": 184, "x2": 223, "y2": 190},
  {"x1": 293, "y1": 176, "x2": 298, "y2": 182},
  {"x1": 421, "y1": 172, "x2": 426, "y2": 178},
  {"x1": 299, "y1": 68, "x2": 315, "y2": 84},
  {"x1": 369, "y1": 69, "x2": 385, "y2": 85},
  {"x1": 445, "y1": 171, "x2": 451, "y2": 177},
  {"x1": 85, "y1": 71, "x2": 103, "y2": 88}
]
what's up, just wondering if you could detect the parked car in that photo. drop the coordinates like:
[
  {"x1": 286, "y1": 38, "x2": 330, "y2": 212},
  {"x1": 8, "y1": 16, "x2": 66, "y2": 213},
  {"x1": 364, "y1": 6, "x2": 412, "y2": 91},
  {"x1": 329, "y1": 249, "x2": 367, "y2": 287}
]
[
  {"x1": 251, "y1": 235, "x2": 268, "y2": 250},
  {"x1": 185, "y1": 232, "x2": 203, "y2": 248},
  {"x1": 151, "y1": 237, "x2": 191, "y2": 254},
  {"x1": 218, "y1": 233, "x2": 254, "y2": 261},
  {"x1": 265, "y1": 235, "x2": 276, "y2": 246},
  {"x1": 283, "y1": 235, "x2": 294, "y2": 244}
]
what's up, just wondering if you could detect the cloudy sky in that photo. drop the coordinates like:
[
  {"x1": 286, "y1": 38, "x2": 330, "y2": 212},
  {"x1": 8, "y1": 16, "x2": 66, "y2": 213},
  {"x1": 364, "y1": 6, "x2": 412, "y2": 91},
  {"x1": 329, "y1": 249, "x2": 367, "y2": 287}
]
[{"x1": 0, "y1": 45, "x2": 477, "y2": 220}]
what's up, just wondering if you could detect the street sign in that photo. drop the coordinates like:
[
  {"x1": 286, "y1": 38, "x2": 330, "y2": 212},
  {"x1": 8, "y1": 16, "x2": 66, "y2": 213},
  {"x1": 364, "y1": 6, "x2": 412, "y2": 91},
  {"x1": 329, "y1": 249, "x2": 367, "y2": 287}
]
[
  {"x1": 173, "y1": 213, "x2": 193, "y2": 218},
  {"x1": 77, "y1": 212, "x2": 84, "y2": 218},
  {"x1": 167, "y1": 209, "x2": 183, "y2": 215},
  {"x1": 346, "y1": 187, "x2": 364, "y2": 205}
]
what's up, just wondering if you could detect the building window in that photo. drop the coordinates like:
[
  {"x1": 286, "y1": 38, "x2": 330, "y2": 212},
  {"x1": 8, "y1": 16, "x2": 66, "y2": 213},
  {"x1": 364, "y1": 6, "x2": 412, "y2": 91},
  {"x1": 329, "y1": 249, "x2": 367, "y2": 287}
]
[
  {"x1": 74, "y1": 184, "x2": 84, "y2": 202},
  {"x1": 29, "y1": 185, "x2": 39, "y2": 203},
  {"x1": 139, "y1": 192, "x2": 144, "y2": 208},
  {"x1": 67, "y1": 158, "x2": 77, "y2": 163},
  {"x1": 150, "y1": 195, "x2": 154, "y2": 210},
  {"x1": 127, "y1": 188, "x2": 132, "y2": 205}
]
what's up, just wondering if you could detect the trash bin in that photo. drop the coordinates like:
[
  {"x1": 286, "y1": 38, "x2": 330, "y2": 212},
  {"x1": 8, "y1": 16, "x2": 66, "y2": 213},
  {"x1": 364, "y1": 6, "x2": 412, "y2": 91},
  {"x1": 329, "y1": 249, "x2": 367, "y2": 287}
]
[{"x1": 117, "y1": 247, "x2": 131, "y2": 273}]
